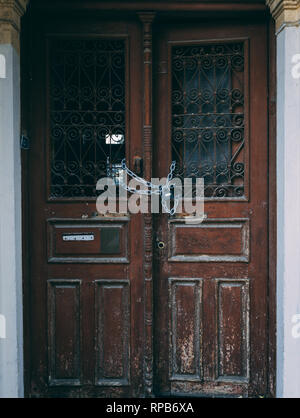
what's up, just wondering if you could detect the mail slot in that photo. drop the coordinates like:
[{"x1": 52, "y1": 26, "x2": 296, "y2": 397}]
[
  {"x1": 55, "y1": 228, "x2": 101, "y2": 255},
  {"x1": 47, "y1": 220, "x2": 129, "y2": 263}
]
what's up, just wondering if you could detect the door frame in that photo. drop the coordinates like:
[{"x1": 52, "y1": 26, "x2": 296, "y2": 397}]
[
  {"x1": 21, "y1": 2, "x2": 277, "y2": 398},
  {"x1": 267, "y1": 16, "x2": 277, "y2": 399}
]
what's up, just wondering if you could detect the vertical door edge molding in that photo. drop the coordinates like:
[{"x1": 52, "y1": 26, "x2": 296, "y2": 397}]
[
  {"x1": 138, "y1": 11, "x2": 156, "y2": 398},
  {"x1": 267, "y1": 15, "x2": 277, "y2": 399}
]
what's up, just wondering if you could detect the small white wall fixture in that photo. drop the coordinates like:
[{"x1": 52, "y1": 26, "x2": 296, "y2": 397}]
[
  {"x1": 0, "y1": 54, "x2": 5, "y2": 78},
  {"x1": 0, "y1": 314, "x2": 6, "y2": 339}
]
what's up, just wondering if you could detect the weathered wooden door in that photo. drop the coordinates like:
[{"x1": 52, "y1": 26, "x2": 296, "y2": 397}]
[
  {"x1": 27, "y1": 17, "x2": 145, "y2": 397},
  {"x1": 153, "y1": 21, "x2": 269, "y2": 397},
  {"x1": 25, "y1": 11, "x2": 272, "y2": 399}
]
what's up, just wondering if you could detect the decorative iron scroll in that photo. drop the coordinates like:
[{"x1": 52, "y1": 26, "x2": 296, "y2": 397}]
[
  {"x1": 49, "y1": 39, "x2": 126, "y2": 198},
  {"x1": 172, "y1": 42, "x2": 245, "y2": 198}
]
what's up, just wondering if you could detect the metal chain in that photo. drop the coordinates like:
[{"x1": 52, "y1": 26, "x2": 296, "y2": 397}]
[{"x1": 115, "y1": 159, "x2": 180, "y2": 215}]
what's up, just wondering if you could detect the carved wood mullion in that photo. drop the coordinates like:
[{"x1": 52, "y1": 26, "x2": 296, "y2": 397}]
[{"x1": 138, "y1": 12, "x2": 155, "y2": 397}]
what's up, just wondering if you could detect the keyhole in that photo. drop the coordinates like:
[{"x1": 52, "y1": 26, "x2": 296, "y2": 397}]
[{"x1": 157, "y1": 241, "x2": 165, "y2": 250}]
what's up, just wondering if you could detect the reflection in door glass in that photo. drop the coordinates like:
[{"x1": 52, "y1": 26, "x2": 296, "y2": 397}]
[
  {"x1": 172, "y1": 43, "x2": 245, "y2": 198},
  {"x1": 49, "y1": 39, "x2": 126, "y2": 198}
]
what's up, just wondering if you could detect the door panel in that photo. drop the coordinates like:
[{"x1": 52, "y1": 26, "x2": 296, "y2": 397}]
[
  {"x1": 153, "y1": 22, "x2": 268, "y2": 397},
  {"x1": 28, "y1": 18, "x2": 144, "y2": 398},
  {"x1": 95, "y1": 279, "x2": 130, "y2": 386},
  {"x1": 48, "y1": 279, "x2": 82, "y2": 387},
  {"x1": 169, "y1": 278, "x2": 203, "y2": 381}
]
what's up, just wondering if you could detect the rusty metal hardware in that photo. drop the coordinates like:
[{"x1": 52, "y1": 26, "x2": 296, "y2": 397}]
[
  {"x1": 133, "y1": 156, "x2": 143, "y2": 176},
  {"x1": 157, "y1": 241, "x2": 166, "y2": 250}
]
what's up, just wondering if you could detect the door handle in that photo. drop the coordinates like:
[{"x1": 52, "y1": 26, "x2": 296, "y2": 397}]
[{"x1": 133, "y1": 156, "x2": 143, "y2": 176}]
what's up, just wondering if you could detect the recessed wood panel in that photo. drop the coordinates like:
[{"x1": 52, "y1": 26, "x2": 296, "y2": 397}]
[
  {"x1": 216, "y1": 279, "x2": 250, "y2": 382},
  {"x1": 169, "y1": 219, "x2": 250, "y2": 262},
  {"x1": 48, "y1": 280, "x2": 81, "y2": 386},
  {"x1": 95, "y1": 280, "x2": 130, "y2": 386},
  {"x1": 169, "y1": 278, "x2": 203, "y2": 381},
  {"x1": 47, "y1": 218, "x2": 129, "y2": 263}
]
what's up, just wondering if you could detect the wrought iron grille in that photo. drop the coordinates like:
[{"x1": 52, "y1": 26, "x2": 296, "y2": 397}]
[
  {"x1": 172, "y1": 42, "x2": 246, "y2": 198},
  {"x1": 49, "y1": 38, "x2": 126, "y2": 198}
]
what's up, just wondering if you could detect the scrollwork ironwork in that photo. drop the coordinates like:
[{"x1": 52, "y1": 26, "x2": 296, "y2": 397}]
[
  {"x1": 172, "y1": 42, "x2": 246, "y2": 198},
  {"x1": 49, "y1": 39, "x2": 126, "y2": 198}
]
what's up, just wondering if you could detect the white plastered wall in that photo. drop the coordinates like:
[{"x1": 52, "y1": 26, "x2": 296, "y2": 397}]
[
  {"x1": 0, "y1": 44, "x2": 24, "y2": 398},
  {"x1": 276, "y1": 23, "x2": 300, "y2": 398}
]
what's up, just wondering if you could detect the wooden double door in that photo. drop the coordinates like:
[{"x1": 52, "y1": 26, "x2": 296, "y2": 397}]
[{"x1": 25, "y1": 13, "x2": 272, "y2": 398}]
